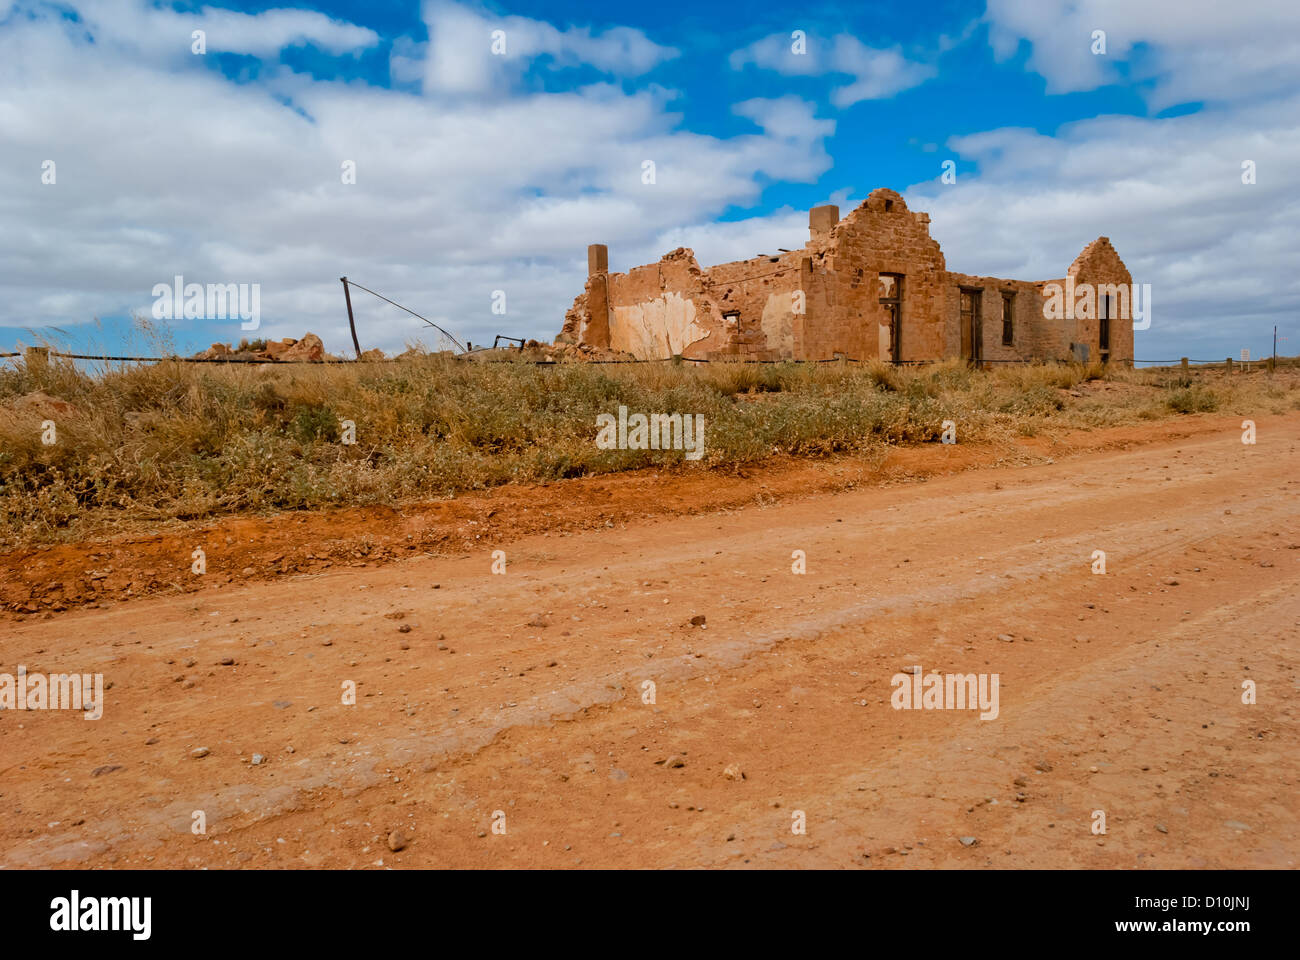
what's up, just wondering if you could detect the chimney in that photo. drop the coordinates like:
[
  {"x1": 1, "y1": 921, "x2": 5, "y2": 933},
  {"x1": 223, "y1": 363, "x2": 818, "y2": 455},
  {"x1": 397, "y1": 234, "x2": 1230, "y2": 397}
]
[
  {"x1": 809, "y1": 205, "x2": 839, "y2": 243},
  {"x1": 584, "y1": 244, "x2": 611, "y2": 349}
]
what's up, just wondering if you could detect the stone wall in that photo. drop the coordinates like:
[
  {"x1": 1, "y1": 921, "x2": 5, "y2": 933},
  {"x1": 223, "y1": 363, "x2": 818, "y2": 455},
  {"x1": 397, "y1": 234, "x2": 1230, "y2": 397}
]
[
  {"x1": 1063, "y1": 237, "x2": 1135, "y2": 365},
  {"x1": 559, "y1": 190, "x2": 1134, "y2": 366},
  {"x1": 702, "y1": 253, "x2": 808, "y2": 360},
  {"x1": 808, "y1": 189, "x2": 948, "y2": 362},
  {"x1": 605, "y1": 251, "x2": 718, "y2": 358},
  {"x1": 944, "y1": 274, "x2": 1062, "y2": 364}
]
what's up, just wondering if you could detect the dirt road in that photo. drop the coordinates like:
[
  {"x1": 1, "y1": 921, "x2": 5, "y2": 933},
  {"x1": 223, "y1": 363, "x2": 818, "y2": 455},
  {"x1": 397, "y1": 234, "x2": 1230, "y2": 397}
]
[{"x1": 2, "y1": 413, "x2": 1297, "y2": 868}]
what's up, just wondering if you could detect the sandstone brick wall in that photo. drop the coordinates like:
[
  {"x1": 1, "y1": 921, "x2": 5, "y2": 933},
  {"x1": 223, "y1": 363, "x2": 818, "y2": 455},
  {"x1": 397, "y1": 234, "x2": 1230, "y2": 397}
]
[
  {"x1": 560, "y1": 192, "x2": 1134, "y2": 367},
  {"x1": 1065, "y1": 237, "x2": 1135, "y2": 365},
  {"x1": 562, "y1": 247, "x2": 726, "y2": 359},
  {"x1": 944, "y1": 274, "x2": 1065, "y2": 364},
  {"x1": 702, "y1": 253, "x2": 808, "y2": 360},
  {"x1": 810, "y1": 189, "x2": 948, "y2": 362}
]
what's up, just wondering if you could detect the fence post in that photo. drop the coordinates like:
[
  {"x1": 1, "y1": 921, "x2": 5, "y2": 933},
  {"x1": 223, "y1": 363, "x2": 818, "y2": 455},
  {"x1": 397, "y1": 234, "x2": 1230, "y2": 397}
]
[
  {"x1": 1267, "y1": 356, "x2": 1275, "y2": 374},
  {"x1": 1180, "y1": 357, "x2": 1188, "y2": 376},
  {"x1": 1225, "y1": 357, "x2": 1233, "y2": 374},
  {"x1": 340, "y1": 277, "x2": 362, "y2": 361},
  {"x1": 25, "y1": 346, "x2": 49, "y2": 374}
]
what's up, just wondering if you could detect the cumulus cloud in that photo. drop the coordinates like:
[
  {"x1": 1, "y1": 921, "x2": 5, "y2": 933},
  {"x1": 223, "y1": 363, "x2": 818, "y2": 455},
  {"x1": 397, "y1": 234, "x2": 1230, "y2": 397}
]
[
  {"x1": 413, "y1": 0, "x2": 678, "y2": 95},
  {"x1": 0, "y1": 0, "x2": 827, "y2": 354},
  {"x1": 730, "y1": 31, "x2": 935, "y2": 107},
  {"x1": 650, "y1": 208, "x2": 813, "y2": 268},
  {"x1": 67, "y1": 0, "x2": 380, "y2": 61},
  {"x1": 985, "y1": 0, "x2": 1300, "y2": 109}
]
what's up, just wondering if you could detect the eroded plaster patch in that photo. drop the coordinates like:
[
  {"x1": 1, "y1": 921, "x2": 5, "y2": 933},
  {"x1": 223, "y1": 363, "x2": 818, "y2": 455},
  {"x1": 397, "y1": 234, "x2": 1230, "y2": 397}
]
[{"x1": 610, "y1": 292, "x2": 710, "y2": 359}]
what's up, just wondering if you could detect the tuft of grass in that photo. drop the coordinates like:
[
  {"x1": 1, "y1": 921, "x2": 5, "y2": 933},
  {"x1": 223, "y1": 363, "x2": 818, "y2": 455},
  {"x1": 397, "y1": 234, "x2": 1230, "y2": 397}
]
[{"x1": 1165, "y1": 385, "x2": 1221, "y2": 414}]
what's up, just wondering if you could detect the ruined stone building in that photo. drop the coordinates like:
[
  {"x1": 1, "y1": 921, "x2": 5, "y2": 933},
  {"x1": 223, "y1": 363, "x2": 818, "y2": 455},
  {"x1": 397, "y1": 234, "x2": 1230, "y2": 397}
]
[{"x1": 557, "y1": 188, "x2": 1134, "y2": 365}]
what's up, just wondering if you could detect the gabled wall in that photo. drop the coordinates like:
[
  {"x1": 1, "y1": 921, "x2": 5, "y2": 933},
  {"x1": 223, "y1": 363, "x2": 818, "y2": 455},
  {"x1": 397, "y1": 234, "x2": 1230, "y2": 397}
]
[
  {"x1": 1062, "y1": 237, "x2": 1135, "y2": 364},
  {"x1": 809, "y1": 189, "x2": 948, "y2": 361}
]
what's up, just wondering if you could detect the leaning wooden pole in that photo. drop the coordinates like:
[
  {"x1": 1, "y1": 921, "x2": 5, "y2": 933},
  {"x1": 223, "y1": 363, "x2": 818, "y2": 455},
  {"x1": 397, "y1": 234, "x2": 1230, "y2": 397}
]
[{"x1": 341, "y1": 276, "x2": 362, "y2": 360}]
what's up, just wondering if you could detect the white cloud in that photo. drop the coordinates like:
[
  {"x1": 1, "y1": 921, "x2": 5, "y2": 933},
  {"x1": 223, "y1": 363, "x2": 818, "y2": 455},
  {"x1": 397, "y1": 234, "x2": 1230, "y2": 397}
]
[
  {"x1": 649, "y1": 208, "x2": 812, "y2": 268},
  {"x1": 730, "y1": 32, "x2": 935, "y2": 107},
  {"x1": 67, "y1": 0, "x2": 379, "y2": 61},
  {"x1": 6, "y1": 0, "x2": 1293, "y2": 364},
  {"x1": 985, "y1": 0, "x2": 1300, "y2": 109},
  {"x1": 0, "y1": 0, "x2": 828, "y2": 355},
  {"x1": 734, "y1": 96, "x2": 833, "y2": 141},
  {"x1": 414, "y1": 0, "x2": 678, "y2": 95}
]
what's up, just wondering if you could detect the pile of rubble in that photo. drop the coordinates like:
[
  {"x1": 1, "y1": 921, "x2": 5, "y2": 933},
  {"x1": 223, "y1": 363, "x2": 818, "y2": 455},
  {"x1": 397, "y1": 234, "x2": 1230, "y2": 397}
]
[
  {"x1": 190, "y1": 334, "x2": 634, "y2": 364},
  {"x1": 193, "y1": 333, "x2": 340, "y2": 363},
  {"x1": 539, "y1": 339, "x2": 634, "y2": 363},
  {"x1": 457, "y1": 338, "x2": 631, "y2": 363}
]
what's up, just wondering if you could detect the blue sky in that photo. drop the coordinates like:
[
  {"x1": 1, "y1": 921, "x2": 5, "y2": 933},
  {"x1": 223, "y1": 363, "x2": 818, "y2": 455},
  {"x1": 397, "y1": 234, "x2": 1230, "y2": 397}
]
[{"x1": 2, "y1": 0, "x2": 1298, "y2": 362}]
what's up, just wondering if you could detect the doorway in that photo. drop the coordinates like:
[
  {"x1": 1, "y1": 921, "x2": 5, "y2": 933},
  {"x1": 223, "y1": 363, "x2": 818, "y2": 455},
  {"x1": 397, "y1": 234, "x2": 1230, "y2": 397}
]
[
  {"x1": 960, "y1": 288, "x2": 982, "y2": 366},
  {"x1": 879, "y1": 273, "x2": 904, "y2": 363}
]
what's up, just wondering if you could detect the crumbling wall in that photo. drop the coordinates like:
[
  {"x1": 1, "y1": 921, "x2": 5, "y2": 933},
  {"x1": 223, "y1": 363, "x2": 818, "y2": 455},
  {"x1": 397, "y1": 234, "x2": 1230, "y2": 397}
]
[
  {"x1": 943, "y1": 238, "x2": 1134, "y2": 366},
  {"x1": 558, "y1": 195, "x2": 1133, "y2": 367},
  {"x1": 702, "y1": 254, "x2": 808, "y2": 360},
  {"x1": 606, "y1": 251, "x2": 717, "y2": 358},
  {"x1": 571, "y1": 247, "x2": 723, "y2": 360}
]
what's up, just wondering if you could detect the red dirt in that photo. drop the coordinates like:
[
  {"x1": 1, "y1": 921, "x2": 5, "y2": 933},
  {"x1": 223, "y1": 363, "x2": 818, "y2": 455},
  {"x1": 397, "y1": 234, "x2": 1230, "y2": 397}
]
[
  {"x1": 0, "y1": 414, "x2": 1256, "y2": 619},
  {"x1": 1, "y1": 412, "x2": 1296, "y2": 868}
]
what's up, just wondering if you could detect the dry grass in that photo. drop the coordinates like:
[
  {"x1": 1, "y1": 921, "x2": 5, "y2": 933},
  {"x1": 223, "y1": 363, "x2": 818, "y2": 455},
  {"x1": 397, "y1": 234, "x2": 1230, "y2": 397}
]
[{"x1": 2, "y1": 353, "x2": 1297, "y2": 546}]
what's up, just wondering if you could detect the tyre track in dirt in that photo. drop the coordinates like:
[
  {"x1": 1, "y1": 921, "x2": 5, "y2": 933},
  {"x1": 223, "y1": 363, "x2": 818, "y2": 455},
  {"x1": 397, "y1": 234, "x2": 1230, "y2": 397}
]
[{"x1": 0, "y1": 414, "x2": 1296, "y2": 867}]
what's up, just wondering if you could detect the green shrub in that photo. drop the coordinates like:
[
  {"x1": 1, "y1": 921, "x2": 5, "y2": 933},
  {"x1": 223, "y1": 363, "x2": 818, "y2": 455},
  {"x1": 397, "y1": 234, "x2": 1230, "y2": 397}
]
[{"x1": 1166, "y1": 386, "x2": 1220, "y2": 414}]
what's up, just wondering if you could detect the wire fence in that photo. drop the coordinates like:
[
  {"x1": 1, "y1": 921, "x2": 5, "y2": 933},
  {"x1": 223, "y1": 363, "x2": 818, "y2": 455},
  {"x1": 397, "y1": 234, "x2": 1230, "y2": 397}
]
[
  {"x1": 4, "y1": 275, "x2": 1274, "y2": 370},
  {"x1": 0, "y1": 348, "x2": 1276, "y2": 368},
  {"x1": 5, "y1": 276, "x2": 1279, "y2": 371}
]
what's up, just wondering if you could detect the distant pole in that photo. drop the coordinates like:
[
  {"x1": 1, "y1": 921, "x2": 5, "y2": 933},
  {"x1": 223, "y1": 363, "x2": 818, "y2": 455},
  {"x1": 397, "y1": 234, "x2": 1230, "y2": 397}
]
[
  {"x1": 340, "y1": 277, "x2": 362, "y2": 360},
  {"x1": 1274, "y1": 324, "x2": 1278, "y2": 364}
]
